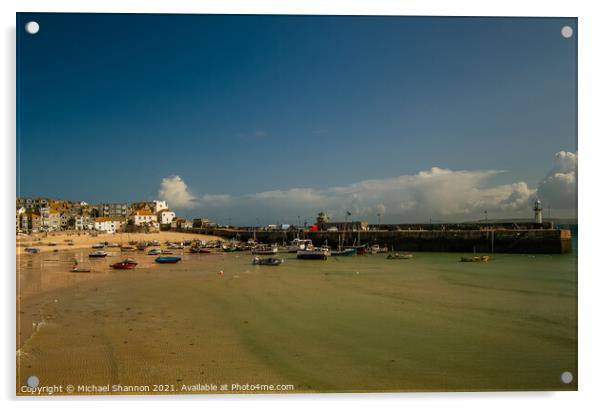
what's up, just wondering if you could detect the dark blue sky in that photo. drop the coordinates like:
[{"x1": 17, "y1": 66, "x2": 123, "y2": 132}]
[{"x1": 17, "y1": 14, "x2": 577, "y2": 222}]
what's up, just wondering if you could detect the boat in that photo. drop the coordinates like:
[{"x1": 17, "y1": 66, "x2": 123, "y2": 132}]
[
  {"x1": 89, "y1": 251, "x2": 108, "y2": 258},
  {"x1": 252, "y1": 245, "x2": 278, "y2": 255},
  {"x1": 190, "y1": 246, "x2": 211, "y2": 254},
  {"x1": 147, "y1": 248, "x2": 162, "y2": 255},
  {"x1": 106, "y1": 243, "x2": 121, "y2": 248},
  {"x1": 167, "y1": 242, "x2": 184, "y2": 249},
  {"x1": 252, "y1": 256, "x2": 283, "y2": 266},
  {"x1": 150, "y1": 240, "x2": 161, "y2": 246},
  {"x1": 331, "y1": 247, "x2": 357, "y2": 256},
  {"x1": 24, "y1": 247, "x2": 40, "y2": 254},
  {"x1": 120, "y1": 245, "x2": 136, "y2": 251},
  {"x1": 355, "y1": 245, "x2": 366, "y2": 255},
  {"x1": 92, "y1": 243, "x2": 106, "y2": 249},
  {"x1": 111, "y1": 260, "x2": 138, "y2": 269},
  {"x1": 47, "y1": 242, "x2": 58, "y2": 246},
  {"x1": 155, "y1": 256, "x2": 181, "y2": 264},
  {"x1": 70, "y1": 266, "x2": 91, "y2": 273},
  {"x1": 461, "y1": 255, "x2": 490, "y2": 262},
  {"x1": 387, "y1": 253, "x2": 414, "y2": 260},
  {"x1": 286, "y1": 239, "x2": 312, "y2": 253},
  {"x1": 136, "y1": 243, "x2": 148, "y2": 251},
  {"x1": 297, "y1": 245, "x2": 331, "y2": 260},
  {"x1": 370, "y1": 244, "x2": 380, "y2": 254}
]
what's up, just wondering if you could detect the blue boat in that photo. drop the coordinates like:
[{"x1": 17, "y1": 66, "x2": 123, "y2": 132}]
[
  {"x1": 331, "y1": 248, "x2": 357, "y2": 256},
  {"x1": 155, "y1": 256, "x2": 181, "y2": 264}
]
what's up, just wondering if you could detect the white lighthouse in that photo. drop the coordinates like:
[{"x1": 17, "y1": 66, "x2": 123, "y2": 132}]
[{"x1": 533, "y1": 199, "x2": 543, "y2": 224}]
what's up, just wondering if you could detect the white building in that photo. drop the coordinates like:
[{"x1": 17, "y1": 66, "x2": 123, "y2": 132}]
[
  {"x1": 130, "y1": 210, "x2": 158, "y2": 226},
  {"x1": 94, "y1": 217, "x2": 125, "y2": 233},
  {"x1": 153, "y1": 200, "x2": 168, "y2": 213},
  {"x1": 158, "y1": 209, "x2": 176, "y2": 225}
]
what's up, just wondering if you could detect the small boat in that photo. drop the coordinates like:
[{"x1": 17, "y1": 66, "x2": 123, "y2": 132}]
[
  {"x1": 167, "y1": 242, "x2": 184, "y2": 249},
  {"x1": 461, "y1": 255, "x2": 490, "y2": 262},
  {"x1": 110, "y1": 260, "x2": 137, "y2": 269},
  {"x1": 155, "y1": 256, "x2": 181, "y2": 264},
  {"x1": 92, "y1": 243, "x2": 106, "y2": 249},
  {"x1": 121, "y1": 245, "x2": 136, "y2": 251},
  {"x1": 297, "y1": 246, "x2": 331, "y2": 260},
  {"x1": 190, "y1": 247, "x2": 211, "y2": 254},
  {"x1": 136, "y1": 243, "x2": 148, "y2": 251},
  {"x1": 150, "y1": 240, "x2": 161, "y2": 246},
  {"x1": 161, "y1": 250, "x2": 174, "y2": 255},
  {"x1": 89, "y1": 251, "x2": 108, "y2": 258},
  {"x1": 222, "y1": 245, "x2": 240, "y2": 252},
  {"x1": 70, "y1": 266, "x2": 91, "y2": 273},
  {"x1": 252, "y1": 245, "x2": 278, "y2": 255},
  {"x1": 331, "y1": 248, "x2": 357, "y2": 256},
  {"x1": 286, "y1": 239, "x2": 312, "y2": 253},
  {"x1": 148, "y1": 248, "x2": 162, "y2": 255},
  {"x1": 47, "y1": 242, "x2": 58, "y2": 246},
  {"x1": 24, "y1": 247, "x2": 40, "y2": 254},
  {"x1": 106, "y1": 243, "x2": 121, "y2": 248},
  {"x1": 387, "y1": 253, "x2": 414, "y2": 260},
  {"x1": 252, "y1": 256, "x2": 283, "y2": 266}
]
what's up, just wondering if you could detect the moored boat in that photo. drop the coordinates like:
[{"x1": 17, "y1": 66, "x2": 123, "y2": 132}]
[
  {"x1": 148, "y1": 248, "x2": 162, "y2": 255},
  {"x1": 252, "y1": 256, "x2": 283, "y2": 266},
  {"x1": 252, "y1": 244, "x2": 278, "y2": 255},
  {"x1": 331, "y1": 247, "x2": 357, "y2": 256},
  {"x1": 24, "y1": 247, "x2": 40, "y2": 254},
  {"x1": 461, "y1": 255, "x2": 490, "y2": 262},
  {"x1": 297, "y1": 245, "x2": 331, "y2": 260},
  {"x1": 155, "y1": 256, "x2": 181, "y2": 264},
  {"x1": 286, "y1": 239, "x2": 312, "y2": 253},
  {"x1": 92, "y1": 243, "x2": 106, "y2": 249},
  {"x1": 70, "y1": 266, "x2": 91, "y2": 273},
  {"x1": 110, "y1": 260, "x2": 138, "y2": 269},
  {"x1": 89, "y1": 251, "x2": 108, "y2": 258},
  {"x1": 387, "y1": 253, "x2": 414, "y2": 260}
]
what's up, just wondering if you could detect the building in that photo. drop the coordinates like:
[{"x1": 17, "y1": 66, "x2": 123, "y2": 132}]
[
  {"x1": 171, "y1": 218, "x2": 193, "y2": 230},
  {"x1": 321, "y1": 221, "x2": 369, "y2": 232},
  {"x1": 193, "y1": 218, "x2": 210, "y2": 228},
  {"x1": 130, "y1": 210, "x2": 158, "y2": 226},
  {"x1": 94, "y1": 217, "x2": 126, "y2": 233},
  {"x1": 20, "y1": 212, "x2": 41, "y2": 233},
  {"x1": 157, "y1": 209, "x2": 176, "y2": 225},
  {"x1": 75, "y1": 215, "x2": 94, "y2": 230},
  {"x1": 534, "y1": 199, "x2": 543, "y2": 224},
  {"x1": 152, "y1": 200, "x2": 169, "y2": 213},
  {"x1": 99, "y1": 203, "x2": 129, "y2": 218}
]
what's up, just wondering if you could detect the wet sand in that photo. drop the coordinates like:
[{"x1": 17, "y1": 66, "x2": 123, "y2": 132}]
[{"x1": 16, "y1": 248, "x2": 577, "y2": 394}]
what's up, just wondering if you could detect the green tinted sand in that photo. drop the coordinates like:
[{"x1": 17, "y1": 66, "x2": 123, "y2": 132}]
[{"x1": 17, "y1": 249, "x2": 577, "y2": 394}]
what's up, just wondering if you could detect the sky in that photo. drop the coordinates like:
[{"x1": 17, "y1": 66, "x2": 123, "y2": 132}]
[{"x1": 17, "y1": 14, "x2": 577, "y2": 224}]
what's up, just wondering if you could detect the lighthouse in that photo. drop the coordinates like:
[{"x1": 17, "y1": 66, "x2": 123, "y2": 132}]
[{"x1": 533, "y1": 199, "x2": 543, "y2": 224}]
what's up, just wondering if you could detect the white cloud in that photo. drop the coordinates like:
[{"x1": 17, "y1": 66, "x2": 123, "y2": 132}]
[
  {"x1": 158, "y1": 176, "x2": 198, "y2": 209},
  {"x1": 536, "y1": 151, "x2": 577, "y2": 212},
  {"x1": 165, "y1": 151, "x2": 576, "y2": 223}
]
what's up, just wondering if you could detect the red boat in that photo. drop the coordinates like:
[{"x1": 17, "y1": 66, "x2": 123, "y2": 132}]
[{"x1": 110, "y1": 260, "x2": 137, "y2": 269}]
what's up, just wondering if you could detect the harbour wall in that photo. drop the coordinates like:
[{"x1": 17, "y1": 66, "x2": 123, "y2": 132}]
[{"x1": 191, "y1": 228, "x2": 573, "y2": 254}]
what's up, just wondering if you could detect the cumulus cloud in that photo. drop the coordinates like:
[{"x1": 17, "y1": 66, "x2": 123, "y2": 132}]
[
  {"x1": 536, "y1": 151, "x2": 577, "y2": 212},
  {"x1": 165, "y1": 151, "x2": 576, "y2": 223},
  {"x1": 158, "y1": 176, "x2": 198, "y2": 209},
  {"x1": 197, "y1": 167, "x2": 536, "y2": 223}
]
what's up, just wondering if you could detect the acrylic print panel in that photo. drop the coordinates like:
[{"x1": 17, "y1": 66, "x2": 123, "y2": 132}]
[{"x1": 16, "y1": 13, "x2": 577, "y2": 395}]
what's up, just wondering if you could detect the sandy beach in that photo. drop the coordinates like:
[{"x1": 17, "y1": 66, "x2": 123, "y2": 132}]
[
  {"x1": 16, "y1": 242, "x2": 577, "y2": 394},
  {"x1": 16, "y1": 231, "x2": 221, "y2": 256}
]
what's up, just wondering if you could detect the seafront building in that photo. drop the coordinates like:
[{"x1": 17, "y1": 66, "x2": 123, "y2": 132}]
[{"x1": 15, "y1": 197, "x2": 178, "y2": 234}]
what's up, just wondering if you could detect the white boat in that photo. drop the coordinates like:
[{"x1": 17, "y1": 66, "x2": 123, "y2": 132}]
[
  {"x1": 297, "y1": 245, "x2": 331, "y2": 260},
  {"x1": 252, "y1": 245, "x2": 278, "y2": 255},
  {"x1": 286, "y1": 238, "x2": 312, "y2": 253}
]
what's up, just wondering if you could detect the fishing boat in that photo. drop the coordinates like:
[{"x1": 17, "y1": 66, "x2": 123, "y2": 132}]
[
  {"x1": 252, "y1": 256, "x2": 283, "y2": 266},
  {"x1": 461, "y1": 255, "x2": 490, "y2": 262},
  {"x1": 297, "y1": 245, "x2": 331, "y2": 260},
  {"x1": 155, "y1": 256, "x2": 181, "y2": 264},
  {"x1": 387, "y1": 253, "x2": 414, "y2": 260},
  {"x1": 331, "y1": 247, "x2": 357, "y2": 256},
  {"x1": 286, "y1": 239, "x2": 312, "y2": 253},
  {"x1": 70, "y1": 266, "x2": 91, "y2": 273},
  {"x1": 252, "y1": 244, "x2": 278, "y2": 255},
  {"x1": 89, "y1": 251, "x2": 108, "y2": 258},
  {"x1": 110, "y1": 260, "x2": 138, "y2": 269},
  {"x1": 147, "y1": 248, "x2": 162, "y2": 255},
  {"x1": 189, "y1": 246, "x2": 211, "y2": 254},
  {"x1": 24, "y1": 247, "x2": 40, "y2": 254}
]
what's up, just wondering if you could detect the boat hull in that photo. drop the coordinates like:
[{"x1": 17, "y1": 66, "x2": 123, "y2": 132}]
[{"x1": 155, "y1": 256, "x2": 182, "y2": 264}]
